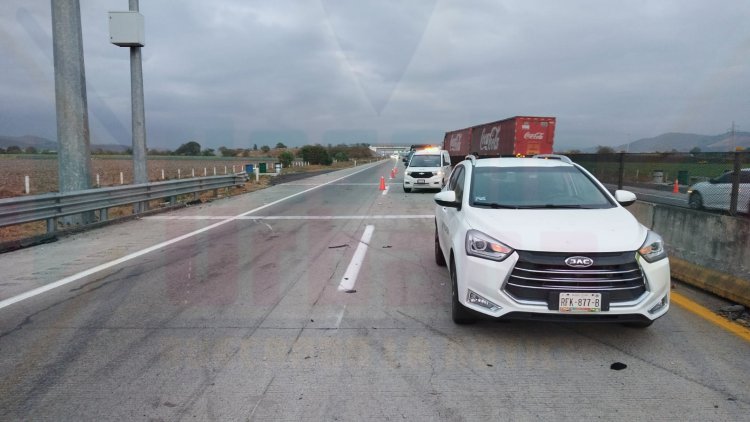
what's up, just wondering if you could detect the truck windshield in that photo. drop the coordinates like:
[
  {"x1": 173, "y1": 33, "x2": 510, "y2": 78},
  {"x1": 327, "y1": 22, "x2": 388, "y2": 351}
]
[
  {"x1": 470, "y1": 166, "x2": 614, "y2": 209},
  {"x1": 409, "y1": 155, "x2": 441, "y2": 167}
]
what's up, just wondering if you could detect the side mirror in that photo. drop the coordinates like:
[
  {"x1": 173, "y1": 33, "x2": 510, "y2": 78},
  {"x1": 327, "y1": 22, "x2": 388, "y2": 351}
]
[
  {"x1": 614, "y1": 190, "x2": 637, "y2": 207},
  {"x1": 434, "y1": 190, "x2": 460, "y2": 208}
]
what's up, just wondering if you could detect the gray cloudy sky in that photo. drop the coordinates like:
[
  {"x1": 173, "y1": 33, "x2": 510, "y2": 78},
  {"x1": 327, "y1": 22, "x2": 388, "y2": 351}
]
[{"x1": 1, "y1": 0, "x2": 749, "y2": 151}]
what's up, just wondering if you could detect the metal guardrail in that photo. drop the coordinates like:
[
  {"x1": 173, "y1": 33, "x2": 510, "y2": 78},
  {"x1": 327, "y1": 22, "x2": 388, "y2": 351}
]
[{"x1": 0, "y1": 173, "x2": 247, "y2": 232}]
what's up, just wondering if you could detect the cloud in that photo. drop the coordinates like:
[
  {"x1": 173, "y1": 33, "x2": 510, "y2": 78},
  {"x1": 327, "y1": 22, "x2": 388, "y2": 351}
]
[{"x1": 0, "y1": 0, "x2": 749, "y2": 151}]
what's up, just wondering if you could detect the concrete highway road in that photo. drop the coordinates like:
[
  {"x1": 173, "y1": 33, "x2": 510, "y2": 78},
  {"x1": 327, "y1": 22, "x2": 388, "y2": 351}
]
[
  {"x1": 604, "y1": 183, "x2": 688, "y2": 208},
  {"x1": 1, "y1": 160, "x2": 748, "y2": 420}
]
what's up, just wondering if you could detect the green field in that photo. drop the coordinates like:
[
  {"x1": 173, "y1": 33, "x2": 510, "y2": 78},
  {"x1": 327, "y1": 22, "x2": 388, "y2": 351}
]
[{"x1": 569, "y1": 153, "x2": 746, "y2": 185}]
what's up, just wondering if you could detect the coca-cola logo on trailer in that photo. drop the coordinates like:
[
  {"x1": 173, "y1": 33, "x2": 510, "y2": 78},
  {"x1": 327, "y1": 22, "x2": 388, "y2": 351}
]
[
  {"x1": 449, "y1": 133, "x2": 462, "y2": 151},
  {"x1": 524, "y1": 132, "x2": 544, "y2": 140},
  {"x1": 479, "y1": 126, "x2": 500, "y2": 151}
]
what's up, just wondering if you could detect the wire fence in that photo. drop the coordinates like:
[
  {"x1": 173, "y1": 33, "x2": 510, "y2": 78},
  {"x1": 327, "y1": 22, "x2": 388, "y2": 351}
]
[{"x1": 568, "y1": 152, "x2": 750, "y2": 216}]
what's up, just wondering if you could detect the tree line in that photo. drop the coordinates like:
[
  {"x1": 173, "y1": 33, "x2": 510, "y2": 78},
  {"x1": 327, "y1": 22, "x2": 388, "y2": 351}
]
[
  {"x1": 1, "y1": 141, "x2": 375, "y2": 167},
  {"x1": 0, "y1": 146, "x2": 56, "y2": 154}
]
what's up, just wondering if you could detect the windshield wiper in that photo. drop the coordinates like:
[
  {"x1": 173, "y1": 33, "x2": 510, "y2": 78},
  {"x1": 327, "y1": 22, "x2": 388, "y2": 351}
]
[
  {"x1": 474, "y1": 202, "x2": 596, "y2": 209},
  {"x1": 515, "y1": 204, "x2": 588, "y2": 209},
  {"x1": 473, "y1": 202, "x2": 520, "y2": 209}
]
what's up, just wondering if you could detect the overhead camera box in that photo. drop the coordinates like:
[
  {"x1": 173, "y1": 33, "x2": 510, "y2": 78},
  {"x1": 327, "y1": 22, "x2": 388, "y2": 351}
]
[{"x1": 109, "y1": 11, "x2": 144, "y2": 47}]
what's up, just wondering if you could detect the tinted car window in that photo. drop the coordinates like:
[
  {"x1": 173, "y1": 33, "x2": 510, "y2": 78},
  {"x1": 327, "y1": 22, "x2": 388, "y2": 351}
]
[
  {"x1": 454, "y1": 167, "x2": 466, "y2": 203},
  {"x1": 409, "y1": 155, "x2": 441, "y2": 167},
  {"x1": 448, "y1": 165, "x2": 464, "y2": 191},
  {"x1": 714, "y1": 172, "x2": 733, "y2": 183}
]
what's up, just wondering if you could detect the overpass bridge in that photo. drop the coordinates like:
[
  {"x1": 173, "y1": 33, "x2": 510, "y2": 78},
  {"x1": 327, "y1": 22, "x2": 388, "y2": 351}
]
[{"x1": 368, "y1": 145, "x2": 410, "y2": 156}]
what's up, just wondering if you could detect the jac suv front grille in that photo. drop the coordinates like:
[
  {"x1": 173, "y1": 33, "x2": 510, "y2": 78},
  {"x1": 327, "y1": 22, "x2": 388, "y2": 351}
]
[{"x1": 504, "y1": 251, "x2": 646, "y2": 306}]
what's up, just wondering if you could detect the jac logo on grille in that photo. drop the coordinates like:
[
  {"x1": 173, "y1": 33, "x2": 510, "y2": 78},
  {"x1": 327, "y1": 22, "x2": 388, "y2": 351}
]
[{"x1": 564, "y1": 256, "x2": 594, "y2": 268}]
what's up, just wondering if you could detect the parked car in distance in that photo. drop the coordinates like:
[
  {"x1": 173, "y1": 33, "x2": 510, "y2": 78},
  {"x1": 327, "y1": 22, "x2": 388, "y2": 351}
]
[
  {"x1": 403, "y1": 148, "x2": 451, "y2": 192},
  {"x1": 687, "y1": 168, "x2": 750, "y2": 214},
  {"x1": 434, "y1": 154, "x2": 670, "y2": 327}
]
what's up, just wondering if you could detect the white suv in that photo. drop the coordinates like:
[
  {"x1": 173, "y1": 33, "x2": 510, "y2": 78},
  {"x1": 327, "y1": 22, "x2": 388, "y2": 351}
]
[
  {"x1": 404, "y1": 149, "x2": 451, "y2": 192},
  {"x1": 434, "y1": 155, "x2": 670, "y2": 327}
]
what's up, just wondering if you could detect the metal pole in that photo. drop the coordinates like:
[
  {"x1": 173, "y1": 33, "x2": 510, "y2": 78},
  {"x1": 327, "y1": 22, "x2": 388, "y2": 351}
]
[
  {"x1": 51, "y1": 0, "x2": 93, "y2": 225},
  {"x1": 129, "y1": 0, "x2": 147, "y2": 213},
  {"x1": 617, "y1": 152, "x2": 625, "y2": 190},
  {"x1": 729, "y1": 152, "x2": 741, "y2": 216}
]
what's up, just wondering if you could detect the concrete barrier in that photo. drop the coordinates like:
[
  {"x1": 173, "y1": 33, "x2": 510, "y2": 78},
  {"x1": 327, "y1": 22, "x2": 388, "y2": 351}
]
[{"x1": 628, "y1": 202, "x2": 750, "y2": 307}]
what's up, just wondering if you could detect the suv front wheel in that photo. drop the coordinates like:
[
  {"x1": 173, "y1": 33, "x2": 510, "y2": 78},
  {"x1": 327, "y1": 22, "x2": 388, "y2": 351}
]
[
  {"x1": 435, "y1": 225, "x2": 446, "y2": 267},
  {"x1": 688, "y1": 192, "x2": 703, "y2": 209},
  {"x1": 450, "y1": 256, "x2": 476, "y2": 324}
]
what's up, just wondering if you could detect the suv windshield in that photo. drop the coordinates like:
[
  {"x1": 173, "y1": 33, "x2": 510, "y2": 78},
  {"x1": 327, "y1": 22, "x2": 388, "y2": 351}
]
[
  {"x1": 409, "y1": 155, "x2": 441, "y2": 167},
  {"x1": 470, "y1": 166, "x2": 614, "y2": 209}
]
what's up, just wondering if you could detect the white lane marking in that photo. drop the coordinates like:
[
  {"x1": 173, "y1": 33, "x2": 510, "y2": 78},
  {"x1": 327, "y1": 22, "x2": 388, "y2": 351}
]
[
  {"x1": 0, "y1": 162, "x2": 386, "y2": 312},
  {"x1": 283, "y1": 183, "x2": 398, "y2": 186},
  {"x1": 144, "y1": 215, "x2": 434, "y2": 220},
  {"x1": 337, "y1": 225, "x2": 375, "y2": 292},
  {"x1": 335, "y1": 305, "x2": 346, "y2": 328}
]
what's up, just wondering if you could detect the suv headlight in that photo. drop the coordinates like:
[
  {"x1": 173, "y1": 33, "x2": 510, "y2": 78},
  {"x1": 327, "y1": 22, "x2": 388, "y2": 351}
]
[
  {"x1": 638, "y1": 231, "x2": 667, "y2": 263},
  {"x1": 465, "y1": 230, "x2": 514, "y2": 262}
]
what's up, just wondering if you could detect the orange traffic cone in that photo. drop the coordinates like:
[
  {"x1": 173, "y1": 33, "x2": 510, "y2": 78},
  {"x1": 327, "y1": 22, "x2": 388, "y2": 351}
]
[
  {"x1": 673, "y1": 179, "x2": 679, "y2": 193},
  {"x1": 379, "y1": 176, "x2": 386, "y2": 191},
  {"x1": 390, "y1": 169, "x2": 395, "y2": 179}
]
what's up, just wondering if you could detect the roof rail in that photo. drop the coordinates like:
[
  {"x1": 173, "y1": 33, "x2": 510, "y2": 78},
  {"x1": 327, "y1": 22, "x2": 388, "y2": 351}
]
[
  {"x1": 533, "y1": 154, "x2": 572, "y2": 164},
  {"x1": 465, "y1": 155, "x2": 477, "y2": 165}
]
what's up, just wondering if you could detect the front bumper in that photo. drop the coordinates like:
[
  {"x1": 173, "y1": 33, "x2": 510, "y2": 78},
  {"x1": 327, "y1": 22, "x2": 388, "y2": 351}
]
[
  {"x1": 455, "y1": 252, "x2": 671, "y2": 322},
  {"x1": 404, "y1": 175, "x2": 442, "y2": 189}
]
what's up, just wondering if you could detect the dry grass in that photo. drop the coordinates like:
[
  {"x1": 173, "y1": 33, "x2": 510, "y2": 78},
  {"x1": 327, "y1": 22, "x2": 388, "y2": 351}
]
[
  {"x1": 0, "y1": 156, "x2": 358, "y2": 243},
  {"x1": 0, "y1": 156, "x2": 267, "y2": 198}
]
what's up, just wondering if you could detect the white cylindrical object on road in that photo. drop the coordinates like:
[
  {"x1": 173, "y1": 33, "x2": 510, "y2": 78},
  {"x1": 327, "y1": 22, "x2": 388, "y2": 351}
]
[
  {"x1": 96, "y1": 174, "x2": 100, "y2": 187},
  {"x1": 24, "y1": 176, "x2": 30, "y2": 194},
  {"x1": 161, "y1": 169, "x2": 165, "y2": 180},
  {"x1": 120, "y1": 172, "x2": 124, "y2": 185}
]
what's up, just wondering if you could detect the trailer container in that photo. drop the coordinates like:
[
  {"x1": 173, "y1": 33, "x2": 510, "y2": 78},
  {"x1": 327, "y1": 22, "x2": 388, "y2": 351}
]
[{"x1": 443, "y1": 116, "x2": 556, "y2": 163}]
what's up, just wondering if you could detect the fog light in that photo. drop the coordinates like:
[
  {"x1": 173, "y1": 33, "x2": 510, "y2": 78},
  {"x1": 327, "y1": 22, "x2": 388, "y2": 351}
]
[
  {"x1": 467, "y1": 290, "x2": 501, "y2": 312},
  {"x1": 648, "y1": 295, "x2": 669, "y2": 314}
]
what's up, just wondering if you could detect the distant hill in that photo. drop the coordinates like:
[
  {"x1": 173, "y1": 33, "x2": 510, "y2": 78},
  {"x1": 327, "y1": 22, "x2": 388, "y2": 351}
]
[
  {"x1": 610, "y1": 131, "x2": 750, "y2": 153},
  {"x1": 0, "y1": 135, "x2": 57, "y2": 151},
  {"x1": 0, "y1": 135, "x2": 129, "y2": 153}
]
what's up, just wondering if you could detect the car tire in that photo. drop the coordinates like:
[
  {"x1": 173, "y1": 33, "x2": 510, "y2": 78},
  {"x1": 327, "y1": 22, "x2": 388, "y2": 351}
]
[
  {"x1": 688, "y1": 192, "x2": 703, "y2": 209},
  {"x1": 435, "y1": 225, "x2": 446, "y2": 267},
  {"x1": 450, "y1": 257, "x2": 476, "y2": 324},
  {"x1": 403, "y1": 186, "x2": 411, "y2": 193},
  {"x1": 624, "y1": 320, "x2": 653, "y2": 328}
]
